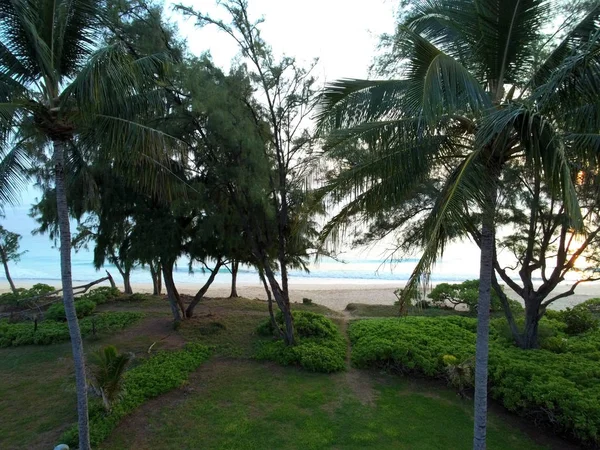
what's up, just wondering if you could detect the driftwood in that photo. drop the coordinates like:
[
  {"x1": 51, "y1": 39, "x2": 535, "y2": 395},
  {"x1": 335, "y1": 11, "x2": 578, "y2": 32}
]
[{"x1": 0, "y1": 271, "x2": 117, "y2": 319}]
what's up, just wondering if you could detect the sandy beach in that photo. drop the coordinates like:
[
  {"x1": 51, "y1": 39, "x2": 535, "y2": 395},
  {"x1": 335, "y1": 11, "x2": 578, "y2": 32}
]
[{"x1": 2, "y1": 279, "x2": 599, "y2": 311}]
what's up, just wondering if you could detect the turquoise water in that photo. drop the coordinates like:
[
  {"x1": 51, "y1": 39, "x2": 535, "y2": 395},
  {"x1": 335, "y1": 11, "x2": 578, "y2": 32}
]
[{"x1": 1, "y1": 205, "x2": 480, "y2": 286}]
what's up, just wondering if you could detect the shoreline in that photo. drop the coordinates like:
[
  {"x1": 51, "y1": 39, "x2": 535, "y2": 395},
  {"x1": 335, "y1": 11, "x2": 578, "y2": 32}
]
[{"x1": 2, "y1": 279, "x2": 599, "y2": 311}]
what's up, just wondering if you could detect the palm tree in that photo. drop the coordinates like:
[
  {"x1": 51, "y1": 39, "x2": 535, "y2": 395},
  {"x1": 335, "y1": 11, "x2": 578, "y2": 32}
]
[
  {"x1": 317, "y1": 2, "x2": 599, "y2": 448},
  {"x1": 0, "y1": 1, "x2": 173, "y2": 448}
]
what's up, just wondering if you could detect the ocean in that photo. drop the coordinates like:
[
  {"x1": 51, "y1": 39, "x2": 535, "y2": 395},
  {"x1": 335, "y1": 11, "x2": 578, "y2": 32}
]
[{"x1": 1, "y1": 205, "x2": 484, "y2": 287}]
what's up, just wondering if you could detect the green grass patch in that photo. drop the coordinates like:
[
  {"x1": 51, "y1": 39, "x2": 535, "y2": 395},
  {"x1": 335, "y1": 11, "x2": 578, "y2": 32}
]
[{"x1": 99, "y1": 360, "x2": 545, "y2": 450}]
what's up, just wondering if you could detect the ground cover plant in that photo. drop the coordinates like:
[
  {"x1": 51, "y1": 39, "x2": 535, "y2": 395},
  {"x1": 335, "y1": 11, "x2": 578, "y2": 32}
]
[
  {"x1": 349, "y1": 315, "x2": 600, "y2": 447},
  {"x1": 62, "y1": 342, "x2": 211, "y2": 448},
  {"x1": 0, "y1": 312, "x2": 142, "y2": 347},
  {"x1": 255, "y1": 311, "x2": 346, "y2": 373}
]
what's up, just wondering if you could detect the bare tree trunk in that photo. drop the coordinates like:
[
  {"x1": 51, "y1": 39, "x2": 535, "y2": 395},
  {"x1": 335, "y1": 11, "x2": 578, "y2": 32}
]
[
  {"x1": 186, "y1": 260, "x2": 223, "y2": 318},
  {"x1": 114, "y1": 259, "x2": 133, "y2": 295},
  {"x1": 0, "y1": 245, "x2": 16, "y2": 293},
  {"x1": 259, "y1": 268, "x2": 283, "y2": 338},
  {"x1": 54, "y1": 140, "x2": 91, "y2": 450},
  {"x1": 229, "y1": 259, "x2": 239, "y2": 298},
  {"x1": 161, "y1": 259, "x2": 181, "y2": 323},
  {"x1": 262, "y1": 262, "x2": 295, "y2": 345},
  {"x1": 521, "y1": 301, "x2": 541, "y2": 349},
  {"x1": 150, "y1": 260, "x2": 162, "y2": 295},
  {"x1": 123, "y1": 269, "x2": 133, "y2": 295}
]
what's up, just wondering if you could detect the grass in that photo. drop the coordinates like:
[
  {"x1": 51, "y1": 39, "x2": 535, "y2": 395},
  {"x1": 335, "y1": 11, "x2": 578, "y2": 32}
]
[
  {"x1": 99, "y1": 360, "x2": 547, "y2": 450},
  {"x1": 0, "y1": 294, "x2": 575, "y2": 449}
]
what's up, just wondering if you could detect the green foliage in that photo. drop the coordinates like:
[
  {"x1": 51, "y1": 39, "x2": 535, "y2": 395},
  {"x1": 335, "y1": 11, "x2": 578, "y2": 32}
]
[
  {"x1": 79, "y1": 287, "x2": 121, "y2": 305},
  {"x1": 302, "y1": 297, "x2": 313, "y2": 305},
  {"x1": 255, "y1": 311, "x2": 345, "y2": 373},
  {"x1": 442, "y1": 355, "x2": 474, "y2": 396},
  {"x1": 126, "y1": 293, "x2": 149, "y2": 302},
  {"x1": 0, "y1": 283, "x2": 56, "y2": 305},
  {"x1": 349, "y1": 316, "x2": 600, "y2": 446},
  {"x1": 574, "y1": 298, "x2": 600, "y2": 316},
  {"x1": 63, "y1": 343, "x2": 210, "y2": 447},
  {"x1": 492, "y1": 316, "x2": 567, "y2": 344},
  {"x1": 556, "y1": 307, "x2": 599, "y2": 335},
  {"x1": 0, "y1": 312, "x2": 142, "y2": 347},
  {"x1": 349, "y1": 317, "x2": 477, "y2": 376},
  {"x1": 90, "y1": 345, "x2": 131, "y2": 410},
  {"x1": 45, "y1": 299, "x2": 96, "y2": 321},
  {"x1": 429, "y1": 280, "x2": 505, "y2": 312}
]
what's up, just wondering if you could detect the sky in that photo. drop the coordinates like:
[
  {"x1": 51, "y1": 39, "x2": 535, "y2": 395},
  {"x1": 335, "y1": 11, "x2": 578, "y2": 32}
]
[{"x1": 2, "y1": 0, "x2": 487, "y2": 283}]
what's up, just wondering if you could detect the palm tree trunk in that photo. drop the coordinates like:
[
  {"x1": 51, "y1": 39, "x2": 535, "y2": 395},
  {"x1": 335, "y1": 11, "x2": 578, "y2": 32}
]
[
  {"x1": 473, "y1": 197, "x2": 496, "y2": 450},
  {"x1": 0, "y1": 245, "x2": 17, "y2": 293},
  {"x1": 54, "y1": 140, "x2": 91, "y2": 450},
  {"x1": 229, "y1": 259, "x2": 239, "y2": 298}
]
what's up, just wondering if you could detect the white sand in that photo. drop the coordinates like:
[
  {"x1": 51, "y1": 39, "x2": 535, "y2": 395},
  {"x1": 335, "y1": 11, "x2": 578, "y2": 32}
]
[{"x1": 2, "y1": 279, "x2": 599, "y2": 311}]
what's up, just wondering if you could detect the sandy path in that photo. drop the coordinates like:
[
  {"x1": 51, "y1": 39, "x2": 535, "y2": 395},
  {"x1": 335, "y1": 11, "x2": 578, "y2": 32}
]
[{"x1": 3, "y1": 279, "x2": 599, "y2": 311}]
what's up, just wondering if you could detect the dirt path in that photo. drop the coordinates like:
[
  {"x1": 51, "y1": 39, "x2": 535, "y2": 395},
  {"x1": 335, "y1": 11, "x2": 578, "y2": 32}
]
[{"x1": 338, "y1": 312, "x2": 378, "y2": 406}]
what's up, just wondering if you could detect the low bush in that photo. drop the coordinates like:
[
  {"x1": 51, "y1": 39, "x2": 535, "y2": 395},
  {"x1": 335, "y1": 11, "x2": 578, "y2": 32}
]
[
  {"x1": 126, "y1": 293, "x2": 149, "y2": 302},
  {"x1": 557, "y1": 307, "x2": 599, "y2": 335},
  {"x1": 429, "y1": 280, "x2": 505, "y2": 312},
  {"x1": 0, "y1": 312, "x2": 142, "y2": 347},
  {"x1": 255, "y1": 311, "x2": 346, "y2": 373},
  {"x1": 349, "y1": 316, "x2": 600, "y2": 446},
  {"x1": 45, "y1": 299, "x2": 97, "y2": 321},
  {"x1": 0, "y1": 283, "x2": 56, "y2": 306},
  {"x1": 79, "y1": 287, "x2": 121, "y2": 305},
  {"x1": 62, "y1": 343, "x2": 211, "y2": 448},
  {"x1": 574, "y1": 298, "x2": 600, "y2": 317}
]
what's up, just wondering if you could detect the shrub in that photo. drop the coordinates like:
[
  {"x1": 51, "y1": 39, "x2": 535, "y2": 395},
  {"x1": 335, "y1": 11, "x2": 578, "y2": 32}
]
[
  {"x1": 45, "y1": 299, "x2": 97, "y2": 321},
  {"x1": 558, "y1": 307, "x2": 599, "y2": 335},
  {"x1": 414, "y1": 300, "x2": 430, "y2": 309},
  {"x1": 79, "y1": 287, "x2": 121, "y2": 305},
  {"x1": 302, "y1": 297, "x2": 313, "y2": 305},
  {"x1": 491, "y1": 316, "x2": 566, "y2": 345},
  {"x1": 255, "y1": 311, "x2": 346, "y2": 373},
  {"x1": 0, "y1": 312, "x2": 142, "y2": 347},
  {"x1": 62, "y1": 343, "x2": 210, "y2": 447},
  {"x1": 0, "y1": 283, "x2": 56, "y2": 306},
  {"x1": 574, "y1": 298, "x2": 600, "y2": 316},
  {"x1": 126, "y1": 293, "x2": 149, "y2": 302},
  {"x1": 429, "y1": 280, "x2": 505, "y2": 312},
  {"x1": 257, "y1": 310, "x2": 337, "y2": 340}
]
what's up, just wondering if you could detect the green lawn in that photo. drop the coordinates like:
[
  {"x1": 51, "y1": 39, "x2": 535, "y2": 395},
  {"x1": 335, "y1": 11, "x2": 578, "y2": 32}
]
[
  {"x1": 100, "y1": 359, "x2": 547, "y2": 450},
  {"x1": 0, "y1": 295, "x2": 575, "y2": 450}
]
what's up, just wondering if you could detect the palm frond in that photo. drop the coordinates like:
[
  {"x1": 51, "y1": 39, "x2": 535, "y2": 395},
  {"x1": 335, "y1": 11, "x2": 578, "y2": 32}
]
[{"x1": 0, "y1": 135, "x2": 34, "y2": 207}]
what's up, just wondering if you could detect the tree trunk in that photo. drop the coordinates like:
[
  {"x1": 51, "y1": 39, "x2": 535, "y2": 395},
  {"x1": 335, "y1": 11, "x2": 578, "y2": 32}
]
[
  {"x1": 114, "y1": 260, "x2": 133, "y2": 295},
  {"x1": 259, "y1": 268, "x2": 283, "y2": 337},
  {"x1": 262, "y1": 262, "x2": 295, "y2": 346},
  {"x1": 520, "y1": 302, "x2": 540, "y2": 349},
  {"x1": 186, "y1": 260, "x2": 223, "y2": 318},
  {"x1": 229, "y1": 259, "x2": 239, "y2": 298},
  {"x1": 473, "y1": 198, "x2": 496, "y2": 450},
  {"x1": 161, "y1": 259, "x2": 181, "y2": 323},
  {"x1": 123, "y1": 269, "x2": 133, "y2": 295},
  {"x1": 54, "y1": 140, "x2": 91, "y2": 450},
  {"x1": 150, "y1": 261, "x2": 162, "y2": 295},
  {"x1": 0, "y1": 245, "x2": 16, "y2": 293}
]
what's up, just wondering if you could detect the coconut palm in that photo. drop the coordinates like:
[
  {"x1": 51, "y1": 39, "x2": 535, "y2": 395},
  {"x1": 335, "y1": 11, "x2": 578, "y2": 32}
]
[
  {"x1": 0, "y1": 1, "x2": 173, "y2": 448},
  {"x1": 317, "y1": 2, "x2": 599, "y2": 448}
]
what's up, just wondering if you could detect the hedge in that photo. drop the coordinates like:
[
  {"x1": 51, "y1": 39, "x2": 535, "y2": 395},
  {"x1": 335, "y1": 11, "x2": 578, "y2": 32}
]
[
  {"x1": 62, "y1": 343, "x2": 211, "y2": 447},
  {"x1": 255, "y1": 311, "x2": 346, "y2": 373},
  {"x1": 0, "y1": 312, "x2": 142, "y2": 347},
  {"x1": 348, "y1": 316, "x2": 600, "y2": 446}
]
